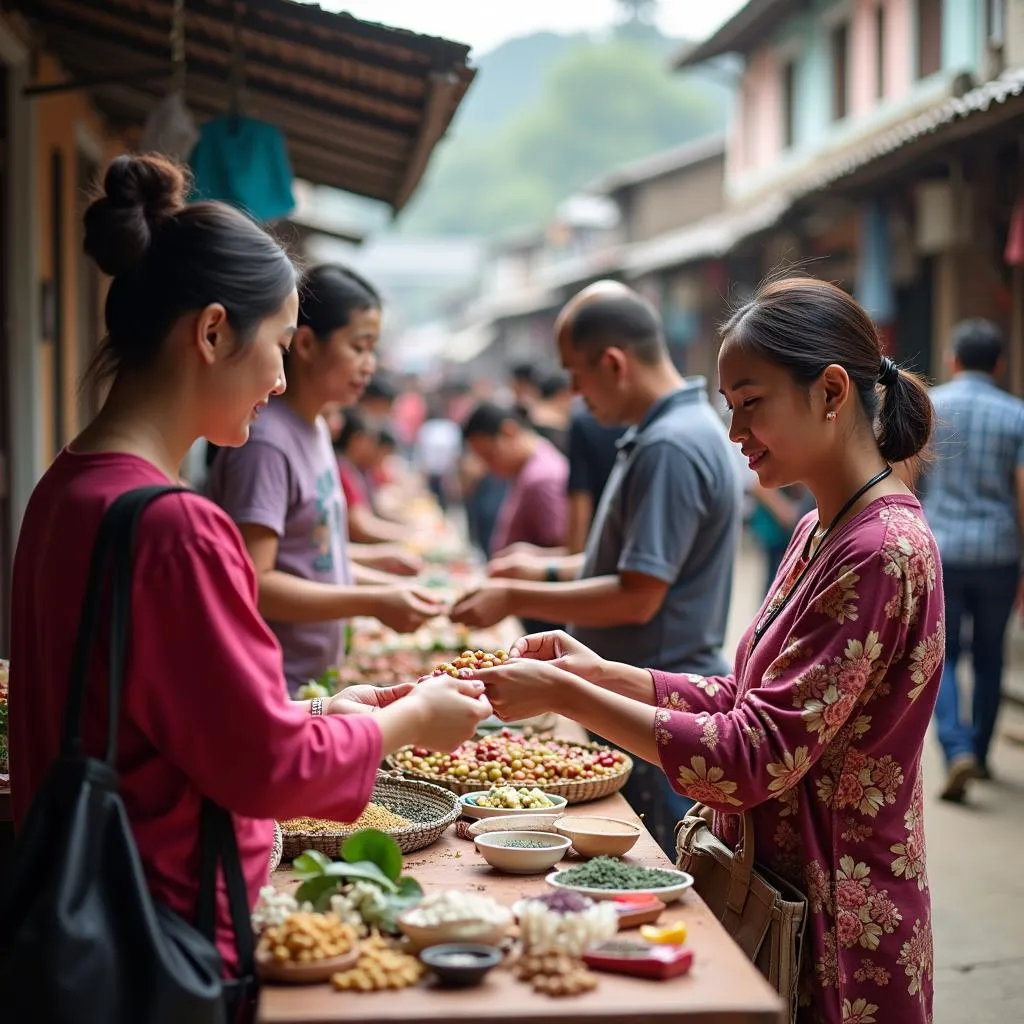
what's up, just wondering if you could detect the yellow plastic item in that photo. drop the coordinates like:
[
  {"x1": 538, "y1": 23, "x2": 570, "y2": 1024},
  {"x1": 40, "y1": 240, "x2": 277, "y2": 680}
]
[{"x1": 640, "y1": 922, "x2": 688, "y2": 945}]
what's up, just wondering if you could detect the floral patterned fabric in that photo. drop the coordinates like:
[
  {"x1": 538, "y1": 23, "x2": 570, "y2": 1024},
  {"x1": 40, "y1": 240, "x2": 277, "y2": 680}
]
[{"x1": 652, "y1": 496, "x2": 942, "y2": 1024}]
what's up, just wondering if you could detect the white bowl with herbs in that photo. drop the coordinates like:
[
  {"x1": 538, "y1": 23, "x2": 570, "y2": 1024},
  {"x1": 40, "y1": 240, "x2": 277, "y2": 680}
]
[
  {"x1": 474, "y1": 830, "x2": 572, "y2": 874},
  {"x1": 546, "y1": 857, "x2": 694, "y2": 903}
]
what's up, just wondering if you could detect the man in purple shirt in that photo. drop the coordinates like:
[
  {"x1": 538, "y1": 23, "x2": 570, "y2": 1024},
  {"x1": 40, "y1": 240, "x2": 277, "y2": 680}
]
[{"x1": 463, "y1": 402, "x2": 569, "y2": 634}]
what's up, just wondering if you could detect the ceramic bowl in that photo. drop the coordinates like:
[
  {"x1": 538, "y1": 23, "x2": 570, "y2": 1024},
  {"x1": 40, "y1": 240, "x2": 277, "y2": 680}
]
[
  {"x1": 255, "y1": 943, "x2": 360, "y2": 985},
  {"x1": 546, "y1": 866, "x2": 695, "y2": 904},
  {"x1": 420, "y1": 943, "x2": 504, "y2": 987},
  {"x1": 474, "y1": 830, "x2": 572, "y2": 874},
  {"x1": 460, "y1": 791, "x2": 568, "y2": 820},
  {"x1": 397, "y1": 907, "x2": 512, "y2": 953},
  {"x1": 554, "y1": 815, "x2": 642, "y2": 858}
]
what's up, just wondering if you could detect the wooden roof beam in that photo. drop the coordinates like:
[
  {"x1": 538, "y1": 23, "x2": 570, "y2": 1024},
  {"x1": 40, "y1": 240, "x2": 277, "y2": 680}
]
[
  {"x1": 35, "y1": 7, "x2": 426, "y2": 124},
  {"x1": 393, "y1": 70, "x2": 459, "y2": 213}
]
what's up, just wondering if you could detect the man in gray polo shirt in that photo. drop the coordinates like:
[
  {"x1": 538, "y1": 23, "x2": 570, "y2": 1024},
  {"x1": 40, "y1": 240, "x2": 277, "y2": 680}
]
[{"x1": 452, "y1": 282, "x2": 741, "y2": 854}]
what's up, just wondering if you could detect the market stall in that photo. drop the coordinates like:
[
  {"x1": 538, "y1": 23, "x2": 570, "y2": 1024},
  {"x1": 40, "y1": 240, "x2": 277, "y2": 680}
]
[{"x1": 259, "y1": 720, "x2": 782, "y2": 1024}]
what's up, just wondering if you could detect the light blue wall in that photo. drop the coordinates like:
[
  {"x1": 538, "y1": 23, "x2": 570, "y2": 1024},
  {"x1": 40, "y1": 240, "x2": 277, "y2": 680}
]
[
  {"x1": 769, "y1": 1, "x2": 859, "y2": 157},
  {"x1": 943, "y1": 0, "x2": 984, "y2": 75}
]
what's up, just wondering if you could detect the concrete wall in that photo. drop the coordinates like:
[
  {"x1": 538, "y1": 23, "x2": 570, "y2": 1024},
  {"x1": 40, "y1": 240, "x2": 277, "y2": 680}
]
[
  {"x1": 32, "y1": 54, "x2": 125, "y2": 460},
  {"x1": 726, "y1": 0, "x2": 989, "y2": 200},
  {"x1": 621, "y1": 156, "x2": 725, "y2": 243}
]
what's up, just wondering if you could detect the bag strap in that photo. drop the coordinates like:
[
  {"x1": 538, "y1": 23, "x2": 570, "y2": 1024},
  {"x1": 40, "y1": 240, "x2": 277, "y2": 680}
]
[
  {"x1": 726, "y1": 811, "x2": 758, "y2": 916},
  {"x1": 684, "y1": 803, "x2": 758, "y2": 916},
  {"x1": 61, "y1": 485, "x2": 188, "y2": 760},
  {"x1": 197, "y1": 800, "x2": 256, "y2": 982},
  {"x1": 63, "y1": 484, "x2": 255, "y2": 985}
]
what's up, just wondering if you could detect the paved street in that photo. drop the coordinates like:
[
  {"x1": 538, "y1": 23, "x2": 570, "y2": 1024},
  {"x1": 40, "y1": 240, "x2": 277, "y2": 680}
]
[{"x1": 726, "y1": 536, "x2": 1024, "y2": 1024}]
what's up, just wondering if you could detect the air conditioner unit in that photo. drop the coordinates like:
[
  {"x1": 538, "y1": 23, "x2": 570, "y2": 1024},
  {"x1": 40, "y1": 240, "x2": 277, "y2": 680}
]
[
  {"x1": 1005, "y1": 0, "x2": 1024, "y2": 67},
  {"x1": 914, "y1": 180, "x2": 973, "y2": 254}
]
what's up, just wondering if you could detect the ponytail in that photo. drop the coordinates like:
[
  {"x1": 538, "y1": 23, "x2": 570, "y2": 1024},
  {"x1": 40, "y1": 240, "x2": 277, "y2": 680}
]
[{"x1": 876, "y1": 364, "x2": 934, "y2": 465}]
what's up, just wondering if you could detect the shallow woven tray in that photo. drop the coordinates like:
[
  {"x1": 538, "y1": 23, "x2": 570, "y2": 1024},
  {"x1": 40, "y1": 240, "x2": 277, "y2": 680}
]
[
  {"x1": 278, "y1": 772, "x2": 461, "y2": 861},
  {"x1": 385, "y1": 741, "x2": 633, "y2": 805}
]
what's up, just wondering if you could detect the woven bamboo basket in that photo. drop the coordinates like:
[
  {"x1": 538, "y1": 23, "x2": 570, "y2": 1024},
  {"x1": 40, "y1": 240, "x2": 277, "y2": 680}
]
[
  {"x1": 277, "y1": 772, "x2": 461, "y2": 861},
  {"x1": 385, "y1": 741, "x2": 633, "y2": 805}
]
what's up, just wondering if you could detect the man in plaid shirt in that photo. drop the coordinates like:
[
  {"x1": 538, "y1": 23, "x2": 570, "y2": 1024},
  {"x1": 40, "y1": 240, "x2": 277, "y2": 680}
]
[{"x1": 918, "y1": 319, "x2": 1024, "y2": 802}]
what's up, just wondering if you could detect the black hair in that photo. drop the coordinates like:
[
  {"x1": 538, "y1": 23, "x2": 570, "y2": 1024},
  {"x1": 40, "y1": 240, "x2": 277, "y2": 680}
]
[
  {"x1": 334, "y1": 406, "x2": 369, "y2": 453},
  {"x1": 538, "y1": 368, "x2": 571, "y2": 399},
  {"x1": 511, "y1": 362, "x2": 538, "y2": 384},
  {"x1": 83, "y1": 154, "x2": 297, "y2": 380},
  {"x1": 952, "y1": 318, "x2": 1004, "y2": 374},
  {"x1": 298, "y1": 263, "x2": 381, "y2": 339},
  {"x1": 567, "y1": 293, "x2": 666, "y2": 365},
  {"x1": 377, "y1": 426, "x2": 398, "y2": 449},
  {"x1": 363, "y1": 374, "x2": 397, "y2": 403},
  {"x1": 721, "y1": 276, "x2": 933, "y2": 464},
  {"x1": 462, "y1": 401, "x2": 526, "y2": 441}
]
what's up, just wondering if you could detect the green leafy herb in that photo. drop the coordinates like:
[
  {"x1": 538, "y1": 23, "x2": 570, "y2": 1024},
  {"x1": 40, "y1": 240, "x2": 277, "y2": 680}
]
[
  {"x1": 342, "y1": 829, "x2": 403, "y2": 882},
  {"x1": 291, "y1": 829, "x2": 423, "y2": 929}
]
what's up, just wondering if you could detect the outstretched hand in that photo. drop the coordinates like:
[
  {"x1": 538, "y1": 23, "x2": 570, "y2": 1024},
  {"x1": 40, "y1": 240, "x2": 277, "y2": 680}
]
[{"x1": 509, "y1": 630, "x2": 606, "y2": 685}]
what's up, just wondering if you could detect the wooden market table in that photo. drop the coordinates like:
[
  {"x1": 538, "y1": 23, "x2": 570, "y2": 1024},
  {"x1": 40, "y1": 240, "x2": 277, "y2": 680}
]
[{"x1": 259, "y1": 772, "x2": 783, "y2": 1023}]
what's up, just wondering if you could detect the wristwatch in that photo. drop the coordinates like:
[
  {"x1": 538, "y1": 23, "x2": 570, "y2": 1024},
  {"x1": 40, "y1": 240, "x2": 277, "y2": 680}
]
[{"x1": 310, "y1": 697, "x2": 326, "y2": 716}]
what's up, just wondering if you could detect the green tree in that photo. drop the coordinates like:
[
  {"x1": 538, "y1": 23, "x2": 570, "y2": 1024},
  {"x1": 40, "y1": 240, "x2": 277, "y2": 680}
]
[{"x1": 399, "y1": 36, "x2": 725, "y2": 237}]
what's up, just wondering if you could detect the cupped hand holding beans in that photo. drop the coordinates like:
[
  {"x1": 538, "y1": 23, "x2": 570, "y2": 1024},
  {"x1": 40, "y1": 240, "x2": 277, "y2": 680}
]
[
  {"x1": 328, "y1": 682, "x2": 416, "y2": 715},
  {"x1": 457, "y1": 658, "x2": 577, "y2": 723}
]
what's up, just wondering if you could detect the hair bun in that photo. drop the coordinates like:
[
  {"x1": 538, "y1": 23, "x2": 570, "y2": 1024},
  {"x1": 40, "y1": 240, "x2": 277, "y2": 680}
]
[{"x1": 83, "y1": 153, "x2": 189, "y2": 277}]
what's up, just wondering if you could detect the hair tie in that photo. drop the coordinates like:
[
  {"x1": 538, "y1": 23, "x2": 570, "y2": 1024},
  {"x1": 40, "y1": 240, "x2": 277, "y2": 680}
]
[{"x1": 878, "y1": 356, "x2": 900, "y2": 388}]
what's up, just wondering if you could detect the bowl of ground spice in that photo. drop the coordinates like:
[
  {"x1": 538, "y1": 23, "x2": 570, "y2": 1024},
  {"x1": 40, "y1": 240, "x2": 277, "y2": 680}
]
[
  {"x1": 474, "y1": 831, "x2": 572, "y2": 875},
  {"x1": 546, "y1": 858, "x2": 694, "y2": 903}
]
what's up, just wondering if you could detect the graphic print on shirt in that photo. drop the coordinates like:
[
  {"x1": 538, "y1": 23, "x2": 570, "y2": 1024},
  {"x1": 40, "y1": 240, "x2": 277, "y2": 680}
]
[{"x1": 311, "y1": 468, "x2": 339, "y2": 572}]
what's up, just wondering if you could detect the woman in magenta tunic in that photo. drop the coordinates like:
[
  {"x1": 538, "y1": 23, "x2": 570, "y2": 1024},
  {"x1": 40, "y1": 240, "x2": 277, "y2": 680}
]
[{"x1": 468, "y1": 278, "x2": 941, "y2": 1024}]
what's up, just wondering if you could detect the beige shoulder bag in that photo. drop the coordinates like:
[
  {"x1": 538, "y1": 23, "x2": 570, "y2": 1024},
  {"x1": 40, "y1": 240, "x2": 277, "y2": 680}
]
[{"x1": 675, "y1": 804, "x2": 807, "y2": 1024}]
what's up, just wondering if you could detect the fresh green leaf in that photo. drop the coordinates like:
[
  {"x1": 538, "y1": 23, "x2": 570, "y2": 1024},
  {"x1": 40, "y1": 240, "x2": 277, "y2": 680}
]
[
  {"x1": 324, "y1": 859, "x2": 397, "y2": 893},
  {"x1": 294, "y1": 874, "x2": 341, "y2": 909},
  {"x1": 292, "y1": 850, "x2": 332, "y2": 878},
  {"x1": 340, "y1": 829, "x2": 404, "y2": 882},
  {"x1": 395, "y1": 876, "x2": 423, "y2": 898}
]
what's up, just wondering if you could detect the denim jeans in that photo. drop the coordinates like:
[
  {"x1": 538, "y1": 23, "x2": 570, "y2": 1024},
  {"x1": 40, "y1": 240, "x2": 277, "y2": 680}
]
[{"x1": 934, "y1": 562, "x2": 1019, "y2": 769}]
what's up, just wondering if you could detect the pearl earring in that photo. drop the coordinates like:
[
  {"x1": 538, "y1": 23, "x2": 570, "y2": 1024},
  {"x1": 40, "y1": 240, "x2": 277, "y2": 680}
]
[{"x1": 826, "y1": 410, "x2": 837, "y2": 421}]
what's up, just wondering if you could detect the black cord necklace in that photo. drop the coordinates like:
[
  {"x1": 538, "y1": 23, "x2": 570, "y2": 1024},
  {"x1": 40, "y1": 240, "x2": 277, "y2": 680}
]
[{"x1": 751, "y1": 465, "x2": 893, "y2": 649}]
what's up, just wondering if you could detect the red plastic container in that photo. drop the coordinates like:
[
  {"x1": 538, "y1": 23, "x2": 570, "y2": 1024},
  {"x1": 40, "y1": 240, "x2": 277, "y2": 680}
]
[{"x1": 583, "y1": 940, "x2": 695, "y2": 980}]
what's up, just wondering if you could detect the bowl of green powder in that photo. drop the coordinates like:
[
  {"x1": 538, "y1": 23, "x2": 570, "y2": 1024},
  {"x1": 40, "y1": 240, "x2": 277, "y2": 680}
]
[
  {"x1": 475, "y1": 830, "x2": 572, "y2": 874},
  {"x1": 545, "y1": 857, "x2": 694, "y2": 902}
]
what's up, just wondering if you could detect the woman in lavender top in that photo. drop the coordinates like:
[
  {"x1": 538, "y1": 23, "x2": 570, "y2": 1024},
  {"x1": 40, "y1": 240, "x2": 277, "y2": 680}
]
[{"x1": 208, "y1": 265, "x2": 443, "y2": 693}]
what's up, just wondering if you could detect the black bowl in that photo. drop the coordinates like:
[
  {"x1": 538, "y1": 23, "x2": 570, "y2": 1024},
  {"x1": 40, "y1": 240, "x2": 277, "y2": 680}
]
[{"x1": 420, "y1": 943, "x2": 504, "y2": 987}]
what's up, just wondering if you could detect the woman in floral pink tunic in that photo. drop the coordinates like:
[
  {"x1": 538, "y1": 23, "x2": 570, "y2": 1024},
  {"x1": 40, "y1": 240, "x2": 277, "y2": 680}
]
[{"x1": 470, "y1": 278, "x2": 941, "y2": 1024}]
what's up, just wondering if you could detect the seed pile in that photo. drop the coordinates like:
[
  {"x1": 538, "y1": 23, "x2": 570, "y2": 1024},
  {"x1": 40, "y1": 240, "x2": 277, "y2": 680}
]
[
  {"x1": 496, "y1": 838, "x2": 555, "y2": 849},
  {"x1": 431, "y1": 649, "x2": 509, "y2": 676},
  {"x1": 556, "y1": 857, "x2": 682, "y2": 891},
  {"x1": 279, "y1": 803, "x2": 410, "y2": 834},
  {"x1": 528, "y1": 891, "x2": 592, "y2": 915},
  {"x1": 261, "y1": 912, "x2": 357, "y2": 964},
  {"x1": 331, "y1": 935, "x2": 424, "y2": 992},
  {"x1": 513, "y1": 952, "x2": 598, "y2": 997},
  {"x1": 474, "y1": 785, "x2": 556, "y2": 809}
]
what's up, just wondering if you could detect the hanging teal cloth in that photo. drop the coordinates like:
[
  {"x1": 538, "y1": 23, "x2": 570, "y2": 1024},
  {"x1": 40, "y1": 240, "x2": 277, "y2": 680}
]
[
  {"x1": 189, "y1": 115, "x2": 295, "y2": 223},
  {"x1": 855, "y1": 199, "x2": 894, "y2": 323}
]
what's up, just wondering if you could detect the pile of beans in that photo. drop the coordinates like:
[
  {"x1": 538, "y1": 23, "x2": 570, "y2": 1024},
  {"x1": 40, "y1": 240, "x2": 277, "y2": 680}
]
[
  {"x1": 331, "y1": 935, "x2": 424, "y2": 992},
  {"x1": 513, "y1": 951, "x2": 598, "y2": 997},
  {"x1": 261, "y1": 912, "x2": 357, "y2": 964},
  {"x1": 429, "y1": 649, "x2": 508, "y2": 676},
  {"x1": 279, "y1": 803, "x2": 410, "y2": 834}
]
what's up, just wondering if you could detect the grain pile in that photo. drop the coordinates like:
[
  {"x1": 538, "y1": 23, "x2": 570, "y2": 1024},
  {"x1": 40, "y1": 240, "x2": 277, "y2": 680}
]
[{"x1": 279, "y1": 803, "x2": 411, "y2": 834}]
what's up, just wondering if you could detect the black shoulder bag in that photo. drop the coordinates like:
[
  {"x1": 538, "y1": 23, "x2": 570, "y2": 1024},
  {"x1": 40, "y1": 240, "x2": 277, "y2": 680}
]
[{"x1": 0, "y1": 486, "x2": 258, "y2": 1023}]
